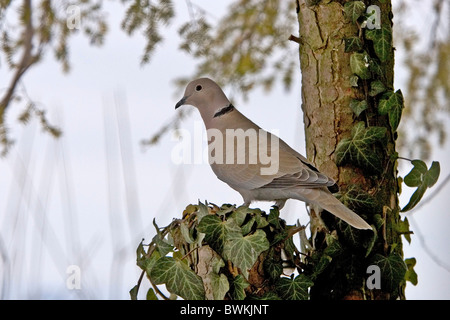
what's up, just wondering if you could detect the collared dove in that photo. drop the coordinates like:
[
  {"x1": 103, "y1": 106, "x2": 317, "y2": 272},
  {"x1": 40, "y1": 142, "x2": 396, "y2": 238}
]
[{"x1": 175, "y1": 78, "x2": 371, "y2": 230}]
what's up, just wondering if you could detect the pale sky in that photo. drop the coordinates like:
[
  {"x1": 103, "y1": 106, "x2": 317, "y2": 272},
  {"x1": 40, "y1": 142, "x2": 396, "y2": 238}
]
[{"x1": 0, "y1": 1, "x2": 449, "y2": 299}]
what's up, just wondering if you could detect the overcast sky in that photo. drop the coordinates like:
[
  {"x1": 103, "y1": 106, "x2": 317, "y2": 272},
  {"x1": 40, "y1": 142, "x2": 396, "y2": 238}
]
[{"x1": 0, "y1": 1, "x2": 449, "y2": 299}]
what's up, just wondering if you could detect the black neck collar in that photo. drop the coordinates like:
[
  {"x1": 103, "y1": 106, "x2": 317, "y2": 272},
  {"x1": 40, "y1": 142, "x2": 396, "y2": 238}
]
[{"x1": 213, "y1": 104, "x2": 235, "y2": 118}]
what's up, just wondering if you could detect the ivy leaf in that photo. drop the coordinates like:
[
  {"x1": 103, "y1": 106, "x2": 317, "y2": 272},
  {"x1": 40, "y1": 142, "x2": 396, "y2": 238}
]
[
  {"x1": 229, "y1": 275, "x2": 249, "y2": 300},
  {"x1": 349, "y1": 99, "x2": 368, "y2": 117},
  {"x1": 230, "y1": 206, "x2": 249, "y2": 226},
  {"x1": 146, "y1": 288, "x2": 158, "y2": 300},
  {"x1": 403, "y1": 160, "x2": 428, "y2": 187},
  {"x1": 324, "y1": 233, "x2": 343, "y2": 258},
  {"x1": 344, "y1": 1, "x2": 366, "y2": 23},
  {"x1": 378, "y1": 90, "x2": 404, "y2": 131},
  {"x1": 223, "y1": 229, "x2": 270, "y2": 279},
  {"x1": 152, "y1": 232, "x2": 173, "y2": 257},
  {"x1": 424, "y1": 161, "x2": 440, "y2": 188},
  {"x1": 370, "y1": 253, "x2": 407, "y2": 291},
  {"x1": 196, "y1": 201, "x2": 210, "y2": 222},
  {"x1": 180, "y1": 220, "x2": 194, "y2": 244},
  {"x1": 150, "y1": 256, "x2": 205, "y2": 300},
  {"x1": 350, "y1": 51, "x2": 371, "y2": 79},
  {"x1": 369, "y1": 80, "x2": 386, "y2": 96},
  {"x1": 197, "y1": 215, "x2": 242, "y2": 254},
  {"x1": 240, "y1": 216, "x2": 256, "y2": 236},
  {"x1": 405, "y1": 258, "x2": 418, "y2": 286},
  {"x1": 264, "y1": 249, "x2": 283, "y2": 280},
  {"x1": 312, "y1": 254, "x2": 333, "y2": 279},
  {"x1": 365, "y1": 26, "x2": 392, "y2": 62},
  {"x1": 275, "y1": 275, "x2": 313, "y2": 300},
  {"x1": 396, "y1": 217, "x2": 412, "y2": 244},
  {"x1": 209, "y1": 273, "x2": 230, "y2": 300},
  {"x1": 344, "y1": 37, "x2": 363, "y2": 52},
  {"x1": 401, "y1": 184, "x2": 427, "y2": 213},
  {"x1": 401, "y1": 160, "x2": 441, "y2": 212},
  {"x1": 338, "y1": 186, "x2": 378, "y2": 212},
  {"x1": 335, "y1": 122, "x2": 387, "y2": 173},
  {"x1": 268, "y1": 206, "x2": 282, "y2": 229},
  {"x1": 129, "y1": 285, "x2": 139, "y2": 300}
]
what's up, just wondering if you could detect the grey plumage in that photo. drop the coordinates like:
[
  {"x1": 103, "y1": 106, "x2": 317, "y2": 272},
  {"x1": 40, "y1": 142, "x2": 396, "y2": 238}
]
[{"x1": 175, "y1": 78, "x2": 371, "y2": 230}]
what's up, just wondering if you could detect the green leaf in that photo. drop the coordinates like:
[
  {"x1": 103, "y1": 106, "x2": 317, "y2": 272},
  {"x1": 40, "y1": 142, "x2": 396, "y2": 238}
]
[
  {"x1": 146, "y1": 288, "x2": 158, "y2": 300},
  {"x1": 401, "y1": 160, "x2": 441, "y2": 212},
  {"x1": 223, "y1": 229, "x2": 270, "y2": 279},
  {"x1": 344, "y1": 1, "x2": 366, "y2": 23},
  {"x1": 364, "y1": 230, "x2": 378, "y2": 257},
  {"x1": 180, "y1": 221, "x2": 194, "y2": 244},
  {"x1": 275, "y1": 275, "x2": 313, "y2": 300},
  {"x1": 196, "y1": 201, "x2": 210, "y2": 222},
  {"x1": 338, "y1": 186, "x2": 378, "y2": 212},
  {"x1": 378, "y1": 90, "x2": 404, "y2": 131},
  {"x1": 230, "y1": 206, "x2": 249, "y2": 226},
  {"x1": 335, "y1": 122, "x2": 387, "y2": 173},
  {"x1": 229, "y1": 275, "x2": 249, "y2": 300},
  {"x1": 312, "y1": 254, "x2": 333, "y2": 279},
  {"x1": 240, "y1": 216, "x2": 256, "y2": 236},
  {"x1": 324, "y1": 233, "x2": 343, "y2": 258},
  {"x1": 150, "y1": 256, "x2": 205, "y2": 300},
  {"x1": 403, "y1": 160, "x2": 427, "y2": 187},
  {"x1": 365, "y1": 26, "x2": 392, "y2": 62},
  {"x1": 369, "y1": 80, "x2": 386, "y2": 96},
  {"x1": 350, "y1": 52, "x2": 371, "y2": 79},
  {"x1": 129, "y1": 285, "x2": 139, "y2": 300},
  {"x1": 344, "y1": 37, "x2": 363, "y2": 52},
  {"x1": 370, "y1": 253, "x2": 407, "y2": 291},
  {"x1": 209, "y1": 273, "x2": 230, "y2": 300},
  {"x1": 264, "y1": 249, "x2": 283, "y2": 280},
  {"x1": 401, "y1": 183, "x2": 427, "y2": 212},
  {"x1": 197, "y1": 215, "x2": 242, "y2": 254},
  {"x1": 217, "y1": 203, "x2": 235, "y2": 216},
  {"x1": 405, "y1": 258, "x2": 418, "y2": 286},
  {"x1": 268, "y1": 206, "x2": 282, "y2": 229},
  {"x1": 349, "y1": 99, "x2": 368, "y2": 117},
  {"x1": 397, "y1": 217, "x2": 412, "y2": 244},
  {"x1": 424, "y1": 161, "x2": 440, "y2": 187}
]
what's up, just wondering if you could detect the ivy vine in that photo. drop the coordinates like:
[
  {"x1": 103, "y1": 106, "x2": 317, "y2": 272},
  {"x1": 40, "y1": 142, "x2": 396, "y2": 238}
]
[
  {"x1": 340, "y1": 0, "x2": 441, "y2": 294},
  {"x1": 130, "y1": 203, "x2": 313, "y2": 300}
]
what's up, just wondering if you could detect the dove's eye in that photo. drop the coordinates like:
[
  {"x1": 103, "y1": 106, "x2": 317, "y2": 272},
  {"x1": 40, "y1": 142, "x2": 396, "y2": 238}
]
[{"x1": 195, "y1": 85, "x2": 203, "y2": 91}]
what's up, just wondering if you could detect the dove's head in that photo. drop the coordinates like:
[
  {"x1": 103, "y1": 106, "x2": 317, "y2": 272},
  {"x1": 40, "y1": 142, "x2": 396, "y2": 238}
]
[{"x1": 175, "y1": 78, "x2": 230, "y2": 119}]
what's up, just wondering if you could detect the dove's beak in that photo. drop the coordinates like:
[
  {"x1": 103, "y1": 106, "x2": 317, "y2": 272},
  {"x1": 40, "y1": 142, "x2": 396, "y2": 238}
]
[{"x1": 175, "y1": 96, "x2": 187, "y2": 109}]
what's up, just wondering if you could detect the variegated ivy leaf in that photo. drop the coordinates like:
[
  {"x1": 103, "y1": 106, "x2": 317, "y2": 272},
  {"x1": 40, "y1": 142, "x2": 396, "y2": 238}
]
[
  {"x1": 350, "y1": 51, "x2": 371, "y2": 79},
  {"x1": 365, "y1": 26, "x2": 393, "y2": 62},
  {"x1": 344, "y1": 1, "x2": 366, "y2": 23},
  {"x1": 275, "y1": 275, "x2": 313, "y2": 300},
  {"x1": 335, "y1": 122, "x2": 387, "y2": 173},
  {"x1": 378, "y1": 90, "x2": 404, "y2": 132},
  {"x1": 150, "y1": 256, "x2": 205, "y2": 300}
]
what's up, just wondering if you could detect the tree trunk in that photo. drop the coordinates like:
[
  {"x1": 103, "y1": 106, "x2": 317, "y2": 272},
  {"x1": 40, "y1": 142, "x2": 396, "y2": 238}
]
[{"x1": 297, "y1": 0, "x2": 404, "y2": 299}]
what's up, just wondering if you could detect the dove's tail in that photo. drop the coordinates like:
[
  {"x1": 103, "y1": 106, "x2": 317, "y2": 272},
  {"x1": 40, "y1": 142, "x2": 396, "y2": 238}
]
[{"x1": 293, "y1": 188, "x2": 372, "y2": 230}]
